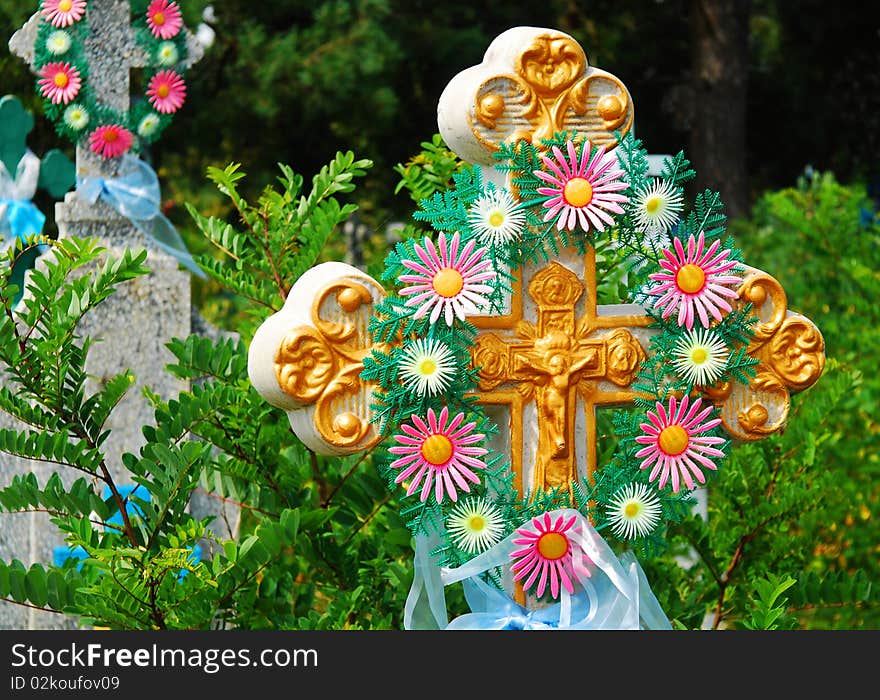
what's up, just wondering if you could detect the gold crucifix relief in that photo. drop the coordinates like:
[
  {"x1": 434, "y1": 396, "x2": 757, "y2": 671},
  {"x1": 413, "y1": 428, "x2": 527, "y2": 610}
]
[{"x1": 470, "y1": 252, "x2": 649, "y2": 497}]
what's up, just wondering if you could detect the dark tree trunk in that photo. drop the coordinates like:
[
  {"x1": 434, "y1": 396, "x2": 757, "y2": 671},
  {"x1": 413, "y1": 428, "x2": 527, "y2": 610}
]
[{"x1": 689, "y1": 0, "x2": 751, "y2": 220}]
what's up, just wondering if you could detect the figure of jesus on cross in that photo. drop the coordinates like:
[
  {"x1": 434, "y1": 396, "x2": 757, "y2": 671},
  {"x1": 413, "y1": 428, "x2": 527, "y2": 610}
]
[{"x1": 473, "y1": 256, "x2": 648, "y2": 497}]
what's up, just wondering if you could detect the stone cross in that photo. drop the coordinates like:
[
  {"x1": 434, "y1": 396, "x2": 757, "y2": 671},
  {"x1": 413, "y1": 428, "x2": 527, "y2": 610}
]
[
  {"x1": 1, "y1": 3, "x2": 234, "y2": 631},
  {"x1": 7, "y1": 0, "x2": 207, "y2": 473}
]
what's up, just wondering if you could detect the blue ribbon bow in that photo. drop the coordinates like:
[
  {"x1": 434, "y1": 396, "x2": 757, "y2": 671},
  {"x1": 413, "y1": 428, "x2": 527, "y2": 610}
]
[
  {"x1": 404, "y1": 508, "x2": 674, "y2": 631},
  {"x1": 0, "y1": 199, "x2": 45, "y2": 242},
  {"x1": 76, "y1": 155, "x2": 205, "y2": 278},
  {"x1": 446, "y1": 577, "x2": 595, "y2": 630}
]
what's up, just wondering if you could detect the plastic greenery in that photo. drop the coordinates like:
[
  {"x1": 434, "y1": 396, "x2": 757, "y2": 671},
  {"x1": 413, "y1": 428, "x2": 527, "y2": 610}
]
[{"x1": 366, "y1": 131, "x2": 764, "y2": 577}]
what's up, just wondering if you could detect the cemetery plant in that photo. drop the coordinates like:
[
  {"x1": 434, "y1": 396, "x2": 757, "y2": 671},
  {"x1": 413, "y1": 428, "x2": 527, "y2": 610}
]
[
  {"x1": 0, "y1": 143, "x2": 875, "y2": 629},
  {"x1": 0, "y1": 152, "x2": 415, "y2": 629}
]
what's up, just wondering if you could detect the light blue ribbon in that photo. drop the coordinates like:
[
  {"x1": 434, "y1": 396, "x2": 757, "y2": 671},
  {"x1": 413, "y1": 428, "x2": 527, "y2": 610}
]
[
  {"x1": 0, "y1": 199, "x2": 45, "y2": 242},
  {"x1": 404, "y1": 507, "x2": 673, "y2": 631},
  {"x1": 76, "y1": 155, "x2": 206, "y2": 278},
  {"x1": 447, "y1": 576, "x2": 595, "y2": 629}
]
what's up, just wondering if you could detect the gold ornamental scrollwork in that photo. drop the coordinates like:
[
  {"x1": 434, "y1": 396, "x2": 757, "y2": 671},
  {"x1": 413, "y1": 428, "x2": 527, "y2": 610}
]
[
  {"x1": 274, "y1": 278, "x2": 384, "y2": 450},
  {"x1": 769, "y1": 318, "x2": 826, "y2": 392},
  {"x1": 470, "y1": 33, "x2": 633, "y2": 155},
  {"x1": 275, "y1": 328, "x2": 335, "y2": 403},
  {"x1": 713, "y1": 267, "x2": 825, "y2": 441}
]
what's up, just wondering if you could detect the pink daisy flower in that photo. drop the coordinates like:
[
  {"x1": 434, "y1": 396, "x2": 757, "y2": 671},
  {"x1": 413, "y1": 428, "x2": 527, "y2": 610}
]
[
  {"x1": 387, "y1": 406, "x2": 488, "y2": 504},
  {"x1": 646, "y1": 231, "x2": 743, "y2": 330},
  {"x1": 398, "y1": 231, "x2": 496, "y2": 326},
  {"x1": 147, "y1": 70, "x2": 187, "y2": 114},
  {"x1": 510, "y1": 512, "x2": 591, "y2": 600},
  {"x1": 40, "y1": 0, "x2": 86, "y2": 28},
  {"x1": 37, "y1": 62, "x2": 81, "y2": 104},
  {"x1": 88, "y1": 125, "x2": 134, "y2": 159},
  {"x1": 146, "y1": 0, "x2": 183, "y2": 39},
  {"x1": 635, "y1": 394, "x2": 726, "y2": 493},
  {"x1": 533, "y1": 140, "x2": 628, "y2": 233}
]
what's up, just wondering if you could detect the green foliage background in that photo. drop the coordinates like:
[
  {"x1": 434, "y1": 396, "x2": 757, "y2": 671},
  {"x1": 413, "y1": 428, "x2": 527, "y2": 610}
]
[{"x1": 0, "y1": 1, "x2": 876, "y2": 630}]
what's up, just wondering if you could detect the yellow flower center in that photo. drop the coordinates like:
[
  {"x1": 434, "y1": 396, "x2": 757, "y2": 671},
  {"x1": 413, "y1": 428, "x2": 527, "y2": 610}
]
[
  {"x1": 676, "y1": 264, "x2": 706, "y2": 294},
  {"x1": 536, "y1": 531, "x2": 569, "y2": 560},
  {"x1": 562, "y1": 177, "x2": 593, "y2": 207},
  {"x1": 157, "y1": 84, "x2": 171, "y2": 98},
  {"x1": 432, "y1": 268, "x2": 464, "y2": 298},
  {"x1": 420, "y1": 434, "x2": 453, "y2": 466},
  {"x1": 153, "y1": 11, "x2": 166, "y2": 25},
  {"x1": 624, "y1": 502, "x2": 641, "y2": 518},
  {"x1": 488, "y1": 210, "x2": 505, "y2": 228},
  {"x1": 59, "y1": 0, "x2": 72, "y2": 11},
  {"x1": 54, "y1": 72, "x2": 69, "y2": 88},
  {"x1": 103, "y1": 130, "x2": 118, "y2": 143},
  {"x1": 418, "y1": 358, "x2": 437, "y2": 375},
  {"x1": 690, "y1": 347, "x2": 709, "y2": 364},
  {"x1": 658, "y1": 424, "x2": 689, "y2": 456},
  {"x1": 467, "y1": 515, "x2": 486, "y2": 532},
  {"x1": 645, "y1": 195, "x2": 662, "y2": 214}
]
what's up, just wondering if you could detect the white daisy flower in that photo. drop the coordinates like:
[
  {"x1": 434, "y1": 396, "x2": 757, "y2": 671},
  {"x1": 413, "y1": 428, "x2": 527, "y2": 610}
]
[
  {"x1": 607, "y1": 482, "x2": 663, "y2": 540},
  {"x1": 62, "y1": 104, "x2": 89, "y2": 131},
  {"x1": 46, "y1": 30, "x2": 72, "y2": 56},
  {"x1": 397, "y1": 338, "x2": 455, "y2": 397},
  {"x1": 446, "y1": 497, "x2": 506, "y2": 554},
  {"x1": 156, "y1": 41, "x2": 179, "y2": 66},
  {"x1": 467, "y1": 187, "x2": 527, "y2": 246},
  {"x1": 671, "y1": 327, "x2": 730, "y2": 386},
  {"x1": 137, "y1": 113, "x2": 162, "y2": 138},
  {"x1": 633, "y1": 178, "x2": 684, "y2": 235}
]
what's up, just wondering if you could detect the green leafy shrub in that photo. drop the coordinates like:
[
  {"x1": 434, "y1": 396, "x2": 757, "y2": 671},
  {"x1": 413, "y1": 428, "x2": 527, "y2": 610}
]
[{"x1": 0, "y1": 153, "x2": 414, "y2": 629}]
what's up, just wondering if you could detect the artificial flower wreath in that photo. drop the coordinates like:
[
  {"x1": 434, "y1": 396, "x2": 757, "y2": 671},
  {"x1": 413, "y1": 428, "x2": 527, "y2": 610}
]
[
  {"x1": 362, "y1": 131, "x2": 761, "y2": 602},
  {"x1": 31, "y1": 0, "x2": 191, "y2": 159}
]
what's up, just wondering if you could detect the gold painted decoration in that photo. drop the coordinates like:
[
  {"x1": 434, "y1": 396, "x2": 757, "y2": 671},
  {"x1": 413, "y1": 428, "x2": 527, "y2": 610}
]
[
  {"x1": 275, "y1": 278, "x2": 383, "y2": 450},
  {"x1": 248, "y1": 263, "x2": 387, "y2": 456},
  {"x1": 710, "y1": 266, "x2": 825, "y2": 441},
  {"x1": 470, "y1": 33, "x2": 633, "y2": 154},
  {"x1": 439, "y1": 27, "x2": 634, "y2": 167},
  {"x1": 470, "y1": 252, "x2": 650, "y2": 496}
]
